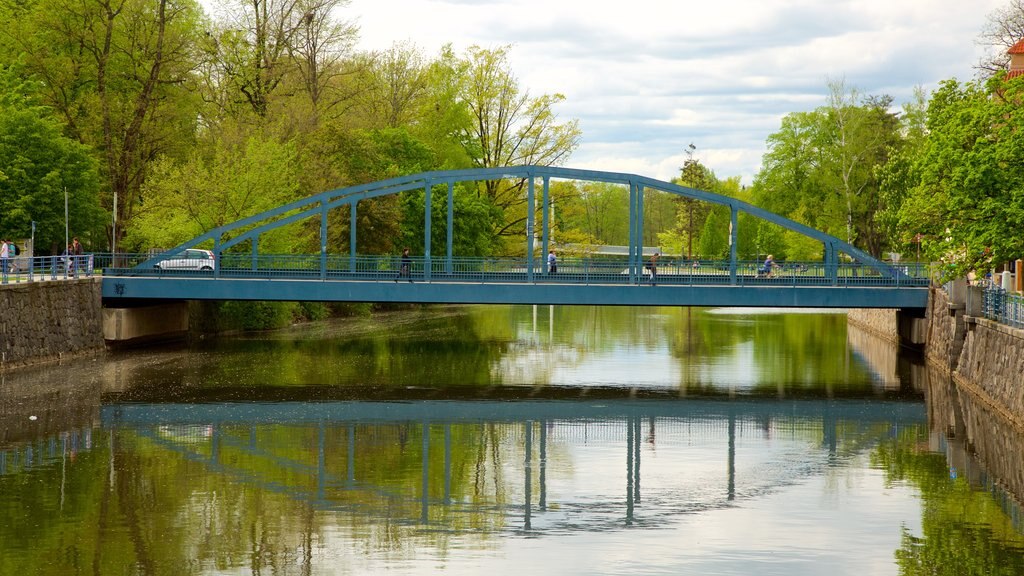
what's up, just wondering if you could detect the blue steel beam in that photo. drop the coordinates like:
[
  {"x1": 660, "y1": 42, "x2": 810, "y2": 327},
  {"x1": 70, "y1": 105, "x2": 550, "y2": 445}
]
[
  {"x1": 100, "y1": 399, "x2": 926, "y2": 427},
  {"x1": 131, "y1": 166, "x2": 918, "y2": 305},
  {"x1": 144, "y1": 166, "x2": 897, "y2": 277},
  {"x1": 102, "y1": 277, "x2": 928, "y2": 309}
]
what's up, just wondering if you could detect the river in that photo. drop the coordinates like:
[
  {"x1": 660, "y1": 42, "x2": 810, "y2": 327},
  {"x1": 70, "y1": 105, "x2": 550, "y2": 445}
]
[{"x1": 1, "y1": 305, "x2": 1023, "y2": 575}]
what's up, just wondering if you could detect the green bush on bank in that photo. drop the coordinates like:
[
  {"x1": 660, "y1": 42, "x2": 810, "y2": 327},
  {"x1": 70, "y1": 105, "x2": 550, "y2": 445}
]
[{"x1": 190, "y1": 300, "x2": 378, "y2": 333}]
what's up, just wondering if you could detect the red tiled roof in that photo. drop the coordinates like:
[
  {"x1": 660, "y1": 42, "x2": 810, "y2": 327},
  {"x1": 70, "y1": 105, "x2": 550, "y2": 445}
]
[
  {"x1": 1007, "y1": 69, "x2": 1024, "y2": 80},
  {"x1": 1009, "y1": 39, "x2": 1024, "y2": 54}
]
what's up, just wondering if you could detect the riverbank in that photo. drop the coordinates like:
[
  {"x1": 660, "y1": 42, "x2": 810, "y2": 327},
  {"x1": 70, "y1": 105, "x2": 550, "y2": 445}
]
[
  {"x1": 927, "y1": 285, "x2": 1024, "y2": 432},
  {"x1": 850, "y1": 285, "x2": 1024, "y2": 432},
  {"x1": 0, "y1": 277, "x2": 103, "y2": 369}
]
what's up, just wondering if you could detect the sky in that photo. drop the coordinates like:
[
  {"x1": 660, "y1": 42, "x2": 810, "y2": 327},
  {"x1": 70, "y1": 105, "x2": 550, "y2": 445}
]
[{"x1": 352, "y1": 0, "x2": 1009, "y2": 185}]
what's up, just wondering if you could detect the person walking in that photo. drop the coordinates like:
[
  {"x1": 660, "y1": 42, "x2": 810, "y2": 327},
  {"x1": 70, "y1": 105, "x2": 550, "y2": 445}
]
[
  {"x1": 70, "y1": 237, "x2": 84, "y2": 275},
  {"x1": 395, "y1": 247, "x2": 413, "y2": 282},
  {"x1": 547, "y1": 249, "x2": 557, "y2": 274},
  {"x1": 643, "y1": 252, "x2": 659, "y2": 284},
  {"x1": 0, "y1": 239, "x2": 8, "y2": 276}
]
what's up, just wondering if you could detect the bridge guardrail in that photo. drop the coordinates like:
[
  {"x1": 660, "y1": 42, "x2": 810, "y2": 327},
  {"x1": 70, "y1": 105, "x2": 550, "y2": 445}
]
[
  {"x1": 89, "y1": 252, "x2": 931, "y2": 288},
  {"x1": 0, "y1": 254, "x2": 95, "y2": 284},
  {"x1": 983, "y1": 285, "x2": 1024, "y2": 329}
]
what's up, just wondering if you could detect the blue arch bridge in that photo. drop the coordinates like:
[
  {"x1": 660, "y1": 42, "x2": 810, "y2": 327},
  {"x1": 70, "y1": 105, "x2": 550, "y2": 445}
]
[{"x1": 102, "y1": 166, "x2": 930, "y2": 309}]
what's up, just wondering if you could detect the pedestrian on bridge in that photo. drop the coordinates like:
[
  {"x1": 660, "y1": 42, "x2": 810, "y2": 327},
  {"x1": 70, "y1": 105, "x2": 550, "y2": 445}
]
[
  {"x1": 395, "y1": 247, "x2": 413, "y2": 282},
  {"x1": 548, "y1": 249, "x2": 557, "y2": 274},
  {"x1": 0, "y1": 239, "x2": 9, "y2": 276},
  {"x1": 647, "y1": 252, "x2": 659, "y2": 285}
]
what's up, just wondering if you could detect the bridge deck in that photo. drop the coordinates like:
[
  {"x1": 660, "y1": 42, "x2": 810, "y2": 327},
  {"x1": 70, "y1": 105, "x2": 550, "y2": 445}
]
[
  {"x1": 101, "y1": 274, "x2": 928, "y2": 308},
  {"x1": 98, "y1": 253, "x2": 930, "y2": 308}
]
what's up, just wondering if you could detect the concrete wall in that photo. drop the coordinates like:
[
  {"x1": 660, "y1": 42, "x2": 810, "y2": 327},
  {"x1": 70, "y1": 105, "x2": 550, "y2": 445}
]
[
  {"x1": 847, "y1": 306, "x2": 927, "y2": 350},
  {"x1": 102, "y1": 302, "x2": 189, "y2": 345},
  {"x1": 847, "y1": 308, "x2": 899, "y2": 344},
  {"x1": 0, "y1": 278, "x2": 104, "y2": 369}
]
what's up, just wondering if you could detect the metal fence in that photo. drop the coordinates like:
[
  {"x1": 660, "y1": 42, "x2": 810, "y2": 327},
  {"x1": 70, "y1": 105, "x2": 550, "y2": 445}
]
[
  {"x1": 982, "y1": 285, "x2": 1024, "y2": 329},
  {"x1": 2, "y1": 252, "x2": 934, "y2": 289},
  {"x1": 95, "y1": 252, "x2": 932, "y2": 288},
  {"x1": 0, "y1": 254, "x2": 95, "y2": 284}
]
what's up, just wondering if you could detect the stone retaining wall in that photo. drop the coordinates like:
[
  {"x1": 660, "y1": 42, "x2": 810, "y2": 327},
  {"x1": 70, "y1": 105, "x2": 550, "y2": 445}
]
[
  {"x1": 913, "y1": 283, "x2": 1024, "y2": 431},
  {"x1": 0, "y1": 278, "x2": 104, "y2": 369},
  {"x1": 924, "y1": 285, "x2": 966, "y2": 371}
]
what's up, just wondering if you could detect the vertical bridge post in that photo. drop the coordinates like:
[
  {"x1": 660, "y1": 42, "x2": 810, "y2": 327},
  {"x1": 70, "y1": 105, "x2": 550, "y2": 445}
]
[
  {"x1": 349, "y1": 201, "x2": 357, "y2": 274},
  {"x1": 541, "y1": 176, "x2": 550, "y2": 273},
  {"x1": 527, "y1": 177, "x2": 535, "y2": 282},
  {"x1": 446, "y1": 181, "x2": 454, "y2": 275},
  {"x1": 424, "y1": 181, "x2": 432, "y2": 282},
  {"x1": 320, "y1": 202, "x2": 328, "y2": 280},
  {"x1": 729, "y1": 205, "x2": 738, "y2": 285}
]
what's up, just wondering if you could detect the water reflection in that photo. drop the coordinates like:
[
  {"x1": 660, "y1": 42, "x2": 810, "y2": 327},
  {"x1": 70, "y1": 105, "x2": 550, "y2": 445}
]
[
  {"x1": 2, "y1": 396, "x2": 927, "y2": 575},
  {"x1": 1, "y1": 306, "x2": 1024, "y2": 575}
]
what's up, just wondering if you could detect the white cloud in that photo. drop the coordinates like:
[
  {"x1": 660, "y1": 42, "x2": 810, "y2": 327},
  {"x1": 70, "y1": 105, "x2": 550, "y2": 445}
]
[{"x1": 352, "y1": 0, "x2": 1008, "y2": 185}]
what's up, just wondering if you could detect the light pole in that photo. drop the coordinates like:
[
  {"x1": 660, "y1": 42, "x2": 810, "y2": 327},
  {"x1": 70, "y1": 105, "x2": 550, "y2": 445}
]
[
  {"x1": 64, "y1": 186, "x2": 69, "y2": 254},
  {"x1": 112, "y1": 188, "x2": 118, "y2": 262}
]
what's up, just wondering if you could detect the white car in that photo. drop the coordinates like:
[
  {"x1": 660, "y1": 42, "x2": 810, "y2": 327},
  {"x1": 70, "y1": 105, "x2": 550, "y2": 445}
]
[{"x1": 154, "y1": 248, "x2": 216, "y2": 271}]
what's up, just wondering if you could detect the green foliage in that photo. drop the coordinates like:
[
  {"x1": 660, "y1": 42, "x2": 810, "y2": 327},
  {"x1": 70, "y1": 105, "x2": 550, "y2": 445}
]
[
  {"x1": 894, "y1": 76, "x2": 1024, "y2": 278},
  {"x1": 0, "y1": 65, "x2": 104, "y2": 252},
  {"x1": 557, "y1": 182, "x2": 630, "y2": 246},
  {"x1": 217, "y1": 301, "x2": 298, "y2": 331},
  {"x1": 0, "y1": 0, "x2": 205, "y2": 247},
  {"x1": 298, "y1": 301, "x2": 330, "y2": 321},
  {"x1": 697, "y1": 207, "x2": 729, "y2": 259},
  {"x1": 125, "y1": 131, "x2": 301, "y2": 251},
  {"x1": 754, "y1": 83, "x2": 900, "y2": 258},
  {"x1": 399, "y1": 183, "x2": 501, "y2": 257}
]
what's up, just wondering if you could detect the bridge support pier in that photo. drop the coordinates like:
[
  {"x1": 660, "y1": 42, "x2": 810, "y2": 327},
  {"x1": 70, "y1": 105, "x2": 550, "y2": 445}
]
[
  {"x1": 897, "y1": 308, "x2": 928, "y2": 348},
  {"x1": 102, "y1": 302, "x2": 189, "y2": 346}
]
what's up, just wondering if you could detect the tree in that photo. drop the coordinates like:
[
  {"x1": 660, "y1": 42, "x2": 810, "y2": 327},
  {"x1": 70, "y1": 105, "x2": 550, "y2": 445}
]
[
  {"x1": 754, "y1": 81, "x2": 899, "y2": 257},
  {"x1": 286, "y1": 0, "x2": 357, "y2": 111},
  {"x1": 896, "y1": 76, "x2": 1024, "y2": 277},
  {"x1": 0, "y1": 0, "x2": 204, "y2": 249},
  {"x1": 348, "y1": 41, "x2": 430, "y2": 130},
  {"x1": 977, "y1": 0, "x2": 1024, "y2": 77},
  {"x1": 459, "y1": 45, "x2": 581, "y2": 243},
  {"x1": 673, "y1": 143, "x2": 716, "y2": 258},
  {"x1": 0, "y1": 65, "x2": 104, "y2": 252},
  {"x1": 125, "y1": 130, "x2": 300, "y2": 251},
  {"x1": 877, "y1": 86, "x2": 929, "y2": 259}
]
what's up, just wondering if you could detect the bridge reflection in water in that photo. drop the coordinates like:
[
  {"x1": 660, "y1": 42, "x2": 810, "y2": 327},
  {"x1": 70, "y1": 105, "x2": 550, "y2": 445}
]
[{"x1": 101, "y1": 398, "x2": 925, "y2": 532}]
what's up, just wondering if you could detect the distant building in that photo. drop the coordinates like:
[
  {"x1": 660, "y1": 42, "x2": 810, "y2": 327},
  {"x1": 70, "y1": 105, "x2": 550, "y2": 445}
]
[{"x1": 1007, "y1": 39, "x2": 1024, "y2": 80}]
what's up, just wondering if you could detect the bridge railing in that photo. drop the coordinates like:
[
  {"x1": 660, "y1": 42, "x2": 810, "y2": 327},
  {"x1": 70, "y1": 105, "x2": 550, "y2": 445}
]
[
  {"x1": 0, "y1": 254, "x2": 95, "y2": 284},
  {"x1": 982, "y1": 285, "x2": 1024, "y2": 329},
  {"x1": 91, "y1": 252, "x2": 931, "y2": 287}
]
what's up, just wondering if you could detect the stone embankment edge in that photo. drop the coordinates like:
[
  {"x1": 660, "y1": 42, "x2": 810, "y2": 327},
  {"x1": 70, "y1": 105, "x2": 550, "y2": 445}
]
[
  {"x1": 849, "y1": 286, "x2": 1024, "y2": 432},
  {"x1": 0, "y1": 277, "x2": 104, "y2": 371}
]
